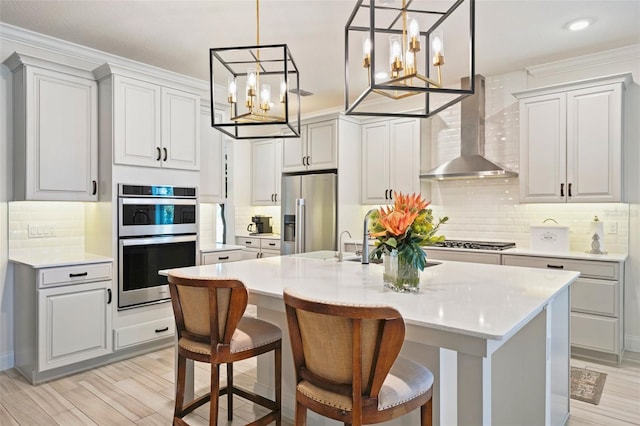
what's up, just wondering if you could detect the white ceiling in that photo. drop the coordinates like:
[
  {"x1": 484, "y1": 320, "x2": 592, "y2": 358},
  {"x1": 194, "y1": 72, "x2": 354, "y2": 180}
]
[{"x1": 1, "y1": 0, "x2": 639, "y2": 114}]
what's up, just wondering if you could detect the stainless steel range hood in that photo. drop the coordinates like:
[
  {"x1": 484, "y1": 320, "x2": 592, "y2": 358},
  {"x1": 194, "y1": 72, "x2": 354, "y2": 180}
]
[{"x1": 420, "y1": 75, "x2": 517, "y2": 180}]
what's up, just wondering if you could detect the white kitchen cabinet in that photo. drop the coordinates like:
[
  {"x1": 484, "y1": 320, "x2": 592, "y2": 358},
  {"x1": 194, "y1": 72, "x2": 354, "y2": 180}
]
[
  {"x1": 200, "y1": 106, "x2": 226, "y2": 203},
  {"x1": 235, "y1": 236, "x2": 281, "y2": 258},
  {"x1": 13, "y1": 261, "x2": 113, "y2": 383},
  {"x1": 362, "y1": 118, "x2": 420, "y2": 204},
  {"x1": 515, "y1": 73, "x2": 631, "y2": 203},
  {"x1": 251, "y1": 139, "x2": 282, "y2": 205},
  {"x1": 282, "y1": 120, "x2": 337, "y2": 172},
  {"x1": 4, "y1": 52, "x2": 98, "y2": 201},
  {"x1": 94, "y1": 64, "x2": 200, "y2": 171},
  {"x1": 502, "y1": 254, "x2": 624, "y2": 364},
  {"x1": 201, "y1": 249, "x2": 243, "y2": 265}
]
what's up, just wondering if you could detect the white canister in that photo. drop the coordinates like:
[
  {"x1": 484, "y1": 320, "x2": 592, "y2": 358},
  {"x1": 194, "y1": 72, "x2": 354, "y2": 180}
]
[
  {"x1": 589, "y1": 216, "x2": 604, "y2": 252},
  {"x1": 530, "y1": 219, "x2": 570, "y2": 253}
]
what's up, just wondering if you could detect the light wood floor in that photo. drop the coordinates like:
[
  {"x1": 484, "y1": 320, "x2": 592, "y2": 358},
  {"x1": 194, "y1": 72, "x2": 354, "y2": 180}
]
[{"x1": 1, "y1": 347, "x2": 638, "y2": 425}]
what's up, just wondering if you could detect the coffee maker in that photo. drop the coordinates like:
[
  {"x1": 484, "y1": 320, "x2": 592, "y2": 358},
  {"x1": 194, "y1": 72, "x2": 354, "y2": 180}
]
[{"x1": 247, "y1": 215, "x2": 273, "y2": 235}]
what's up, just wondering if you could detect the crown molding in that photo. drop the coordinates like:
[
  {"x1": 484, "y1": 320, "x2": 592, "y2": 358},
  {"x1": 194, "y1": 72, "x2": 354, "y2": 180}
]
[
  {"x1": 0, "y1": 23, "x2": 208, "y2": 93},
  {"x1": 526, "y1": 44, "x2": 640, "y2": 77}
]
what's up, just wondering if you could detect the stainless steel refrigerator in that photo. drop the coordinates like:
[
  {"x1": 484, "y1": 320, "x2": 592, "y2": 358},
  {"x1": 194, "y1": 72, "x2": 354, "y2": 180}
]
[{"x1": 281, "y1": 172, "x2": 337, "y2": 255}]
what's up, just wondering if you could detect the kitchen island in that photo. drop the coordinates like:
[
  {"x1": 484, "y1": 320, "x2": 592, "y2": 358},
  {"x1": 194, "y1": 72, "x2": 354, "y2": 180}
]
[{"x1": 163, "y1": 253, "x2": 579, "y2": 425}]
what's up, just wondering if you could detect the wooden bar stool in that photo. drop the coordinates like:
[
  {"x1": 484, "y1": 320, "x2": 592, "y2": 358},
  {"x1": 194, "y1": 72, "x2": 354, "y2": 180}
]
[
  {"x1": 283, "y1": 288, "x2": 433, "y2": 426},
  {"x1": 168, "y1": 271, "x2": 282, "y2": 425}
]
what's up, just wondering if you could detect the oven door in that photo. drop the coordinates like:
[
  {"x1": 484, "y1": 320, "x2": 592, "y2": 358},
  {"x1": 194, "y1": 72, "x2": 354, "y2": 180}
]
[
  {"x1": 118, "y1": 234, "x2": 196, "y2": 309},
  {"x1": 119, "y1": 197, "x2": 197, "y2": 237}
]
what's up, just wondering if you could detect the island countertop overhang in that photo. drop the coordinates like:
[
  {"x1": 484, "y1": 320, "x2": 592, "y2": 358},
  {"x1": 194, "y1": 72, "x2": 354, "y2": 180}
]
[{"x1": 162, "y1": 255, "x2": 579, "y2": 342}]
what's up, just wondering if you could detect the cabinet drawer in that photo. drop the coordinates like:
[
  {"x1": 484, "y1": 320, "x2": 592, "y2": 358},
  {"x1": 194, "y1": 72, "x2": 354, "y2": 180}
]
[
  {"x1": 502, "y1": 255, "x2": 619, "y2": 280},
  {"x1": 424, "y1": 249, "x2": 501, "y2": 265},
  {"x1": 38, "y1": 263, "x2": 112, "y2": 289},
  {"x1": 572, "y1": 278, "x2": 618, "y2": 316},
  {"x1": 235, "y1": 237, "x2": 261, "y2": 249},
  {"x1": 114, "y1": 317, "x2": 175, "y2": 350},
  {"x1": 571, "y1": 312, "x2": 619, "y2": 353},
  {"x1": 261, "y1": 239, "x2": 281, "y2": 251},
  {"x1": 201, "y1": 250, "x2": 243, "y2": 265}
]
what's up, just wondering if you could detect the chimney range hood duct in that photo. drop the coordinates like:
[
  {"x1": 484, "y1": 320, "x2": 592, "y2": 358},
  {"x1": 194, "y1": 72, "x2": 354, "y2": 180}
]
[{"x1": 420, "y1": 75, "x2": 517, "y2": 180}]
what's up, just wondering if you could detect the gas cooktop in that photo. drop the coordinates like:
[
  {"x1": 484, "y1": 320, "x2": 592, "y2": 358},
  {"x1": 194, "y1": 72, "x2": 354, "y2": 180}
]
[{"x1": 433, "y1": 240, "x2": 516, "y2": 251}]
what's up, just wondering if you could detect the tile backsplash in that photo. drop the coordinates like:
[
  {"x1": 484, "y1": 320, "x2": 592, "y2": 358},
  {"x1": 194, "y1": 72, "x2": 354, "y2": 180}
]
[
  {"x1": 9, "y1": 201, "x2": 85, "y2": 251},
  {"x1": 423, "y1": 71, "x2": 629, "y2": 254}
]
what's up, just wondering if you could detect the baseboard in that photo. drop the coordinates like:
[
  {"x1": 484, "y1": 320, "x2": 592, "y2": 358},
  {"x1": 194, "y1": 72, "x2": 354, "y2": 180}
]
[
  {"x1": 625, "y1": 334, "x2": 640, "y2": 353},
  {"x1": 0, "y1": 351, "x2": 14, "y2": 371}
]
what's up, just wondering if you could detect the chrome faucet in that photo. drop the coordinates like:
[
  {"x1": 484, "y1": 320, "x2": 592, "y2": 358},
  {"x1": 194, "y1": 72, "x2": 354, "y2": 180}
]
[
  {"x1": 362, "y1": 209, "x2": 377, "y2": 264},
  {"x1": 336, "y1": 230, "x2": 352, "y2": 262}
]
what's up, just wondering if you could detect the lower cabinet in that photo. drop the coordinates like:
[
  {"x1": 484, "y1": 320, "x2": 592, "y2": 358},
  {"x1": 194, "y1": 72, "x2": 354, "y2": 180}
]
[
  {"x1": 424, "y1": 248, "x2": 502, "y2": 265},
  {"x1": 38, "y1": 282, "x2": 112, "y2": 371},
  {"x1": 236, "y1": 236, "x2": 281, "y2": 258},
  {"x1": 13, "y1": 261, "x2": 113, "y2": 383},
  {"x1": 201, "y1": 249, "x2": 244, "y2": 265},
  {"x1": 502, "y1": 254, "x2": 624, "y2": 364},
  {"x1": 114, "y1": 317, "x2": 175, "y2": 350}
]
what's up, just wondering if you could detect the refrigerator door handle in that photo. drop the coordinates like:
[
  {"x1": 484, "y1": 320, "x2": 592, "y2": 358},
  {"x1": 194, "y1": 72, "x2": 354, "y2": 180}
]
[{"x1": 295, "y1": 198, "x2": 305, "y2": 254}]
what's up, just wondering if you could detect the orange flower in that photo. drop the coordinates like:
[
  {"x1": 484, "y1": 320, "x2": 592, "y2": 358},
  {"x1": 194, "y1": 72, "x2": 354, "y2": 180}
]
[
  {"x1": 393, "y1": 191, "x2": 429, "y2": 214},
  {"x1": 370, "y1": 205, "x2": 419, "y2": 238}
]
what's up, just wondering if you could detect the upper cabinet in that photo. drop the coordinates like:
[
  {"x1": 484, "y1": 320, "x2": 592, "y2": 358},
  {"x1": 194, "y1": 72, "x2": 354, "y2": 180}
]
[
  {"x1": 515, "y1": 73, "x2": 631, "y2": 203},
  {"x1": 282, "y1": 120, "x2": 337, "y2": 172},
  {"x1": 251, "y1": 139, "x2": 282, "y2": 205},
  {"x1": 361, "y1": 118, "x2": 420, "y2": 204},
  {"x1": 200, "y1": 105, "x2": 226, "y2": 203},
  {"x1": 4, "y1": 53, "x2": 98, "y2": 201},
  {"x1": 94, "y1": 64, "x2": 200, "y2": 171}
]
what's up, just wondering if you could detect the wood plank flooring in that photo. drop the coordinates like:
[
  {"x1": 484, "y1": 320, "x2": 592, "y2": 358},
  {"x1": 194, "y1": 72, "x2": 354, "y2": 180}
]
[{"x1": 1, "y1": 347, "x2": 638, "y2": 425}]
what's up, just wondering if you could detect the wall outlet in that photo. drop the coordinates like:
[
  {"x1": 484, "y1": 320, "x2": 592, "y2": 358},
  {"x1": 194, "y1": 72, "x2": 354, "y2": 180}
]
[
  {"x1": 28, "y1": 224, "x2": 56, "y2": 238},
  {"x1": 607, "y1": 221, "x2": 618, "y2": 234}
]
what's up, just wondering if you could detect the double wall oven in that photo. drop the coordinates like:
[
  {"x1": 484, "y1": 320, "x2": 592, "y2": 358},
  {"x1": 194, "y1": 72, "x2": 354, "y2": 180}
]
[{"x1": 118, "y1": 184, "x2": 197, "y2": 310}]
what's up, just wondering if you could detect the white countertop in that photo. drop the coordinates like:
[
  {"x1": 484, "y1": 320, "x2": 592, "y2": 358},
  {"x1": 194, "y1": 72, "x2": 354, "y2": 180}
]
[
  {"x1": 235, "y1": 233, "x2": 281, "y2": 240},
  {"x1": 9, "y1": 249, "x2": 113, "y2": 268},
  {"x1": 199, "y1": 243, "x2": 244, "y2": 253},
  {"x1": 163, "y1": 252, "x2": 579, "y2": 341}
]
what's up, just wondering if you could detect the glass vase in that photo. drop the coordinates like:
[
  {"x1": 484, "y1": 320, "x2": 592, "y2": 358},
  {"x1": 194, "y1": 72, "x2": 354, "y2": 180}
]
[{"x1": 383, "y1": 250, "x2": 420, "y2": 293}]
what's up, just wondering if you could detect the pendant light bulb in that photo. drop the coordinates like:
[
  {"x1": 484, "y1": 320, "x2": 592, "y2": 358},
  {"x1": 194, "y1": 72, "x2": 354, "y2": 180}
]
[
  {"x1": 389, "y1": 35, "x2": 403, "y2": 76},
  {"x1": 260, "y1": 83, "x2": 271, "y2": 111},
  {"x1": 280, "y1": 79, "x2": 287, "y2": 103},
  {"x1": 363, "y1": 36, "x2": 372, "y2": 68},
  {"x1": 227, "y1": 77, "x2": 237, "y2": 104}
]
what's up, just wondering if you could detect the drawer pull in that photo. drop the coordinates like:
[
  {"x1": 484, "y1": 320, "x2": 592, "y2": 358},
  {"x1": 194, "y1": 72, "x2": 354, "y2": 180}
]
[
  {"x1": 69, "y1": 272, "x2": 88, "y2": 278},
  {"x1": 218, "y1": 256, "x2": 230, "y2": 260},
  {"x1": 268, "y1": 243, "x2": 276, "y2": 246},
  {"x1": 546, "y1": 264, "x2": 564, "y2": 269},
  {"x1": 107, "y1": 288, "x2": 112, "y2": 304},
  {"x1": 245, "y1": 241, "x2": 252, "y2": 245},
  {"x1": 155, "y1": 327, "x2": 169, "y2": 333}
]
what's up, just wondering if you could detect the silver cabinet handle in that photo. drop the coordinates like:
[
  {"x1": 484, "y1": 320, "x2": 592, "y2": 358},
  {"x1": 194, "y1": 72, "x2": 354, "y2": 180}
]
[{"x1": 295, "y1": 198, "x2": 305, "y2": 254}]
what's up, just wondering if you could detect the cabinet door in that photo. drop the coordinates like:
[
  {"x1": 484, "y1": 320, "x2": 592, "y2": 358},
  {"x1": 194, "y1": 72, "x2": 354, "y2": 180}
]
[
  {"x1": 26, "y1": 67, "x2": 98, "y2": 201},
  {"x1": 282, "y1": 126, "x2": 306, "y2": 172},
  {"x1": 200, "y1": 108, "x2": 225, "y2": 203},
  {"x1": 161, "y1": 87, "x2": 200, "y2": 170},
  {"x1": 306, "y1": 120, "x2": 337, "y2": 171},
  {"x1": 113, "y1": 76, "x2": 162, "y2": 167},
  {"x1": 361, "y1": 121, "x2": 391, "y2": 204},
  {"x1": 389, "y1": 118, "x2": 420, "y2": 197},
  {"x1": 38, "y1": 281, "x2": 112, "y2": 371},
  {"x1": 518, "y1": 93, "x2": 567, "y2": 203},
  {"x1": 567, "y1": 84, "x2": 622, "y2": 202},
  {"x1": 251, "y1": 140, "x2": 278, "y2": 205}
]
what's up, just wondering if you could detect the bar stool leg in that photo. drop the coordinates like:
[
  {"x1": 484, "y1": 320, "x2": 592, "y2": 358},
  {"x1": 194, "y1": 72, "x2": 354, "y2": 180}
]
[{"x1": 227, "y1": 362, "x2": 233, "y2": 421}]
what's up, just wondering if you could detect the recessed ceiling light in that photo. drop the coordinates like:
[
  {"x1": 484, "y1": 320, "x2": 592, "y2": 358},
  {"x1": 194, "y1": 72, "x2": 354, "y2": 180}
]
[{"x1": 566, "y1": 18, "x2": 592, "y2": 31}]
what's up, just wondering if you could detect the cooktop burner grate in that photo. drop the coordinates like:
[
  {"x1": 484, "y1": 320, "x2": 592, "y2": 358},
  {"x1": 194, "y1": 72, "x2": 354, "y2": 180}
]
[{"x1": 433, "y1": 240, "x2": 516, "y2": 251}]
